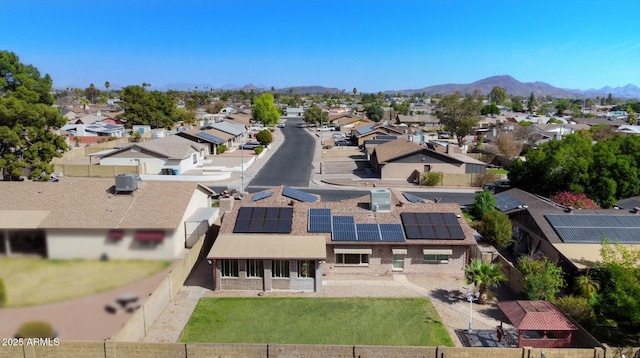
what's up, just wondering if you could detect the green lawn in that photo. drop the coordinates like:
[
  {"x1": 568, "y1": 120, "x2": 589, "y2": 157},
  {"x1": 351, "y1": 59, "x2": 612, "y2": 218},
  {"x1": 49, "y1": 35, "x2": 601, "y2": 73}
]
[
  {"x1": 0, "y1": 258, "x2": 170, "y2": 307},
  {"x1": 181, "y1": 297, "x2": 454, "y2": 346},
  {"x1": 486, "y1": 168, "x2": 509, "y2": 175}
]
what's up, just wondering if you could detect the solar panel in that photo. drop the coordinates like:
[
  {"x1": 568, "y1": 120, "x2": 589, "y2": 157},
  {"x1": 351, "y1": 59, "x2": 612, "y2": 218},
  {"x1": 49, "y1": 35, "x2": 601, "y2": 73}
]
[
  {"x1": 402, "y1": 192, "x2": 426, "y2": 203},
  {"x1": 379, "y1": 224, "x2": 405, "y2": 242},
  {"x1": 283, "y1": 187, "x2": 317, "y2": 202},
  {"x1": 195, "y1": 131, "x2": 225, "y2": 144},
  {"x1": 332, "y1": 216, "x2": 357, "y2": 241},
  {"x1": 309, "y1": 208, "x2": 331, "y2": 216},
  {"x1": 233, "y1": 207, "x2": 294, "y2": 234},
  {"x1": 356, "y1": 224, "x2": 381, "y2": 241},
  {"x1": 401, "y1": 212, "x2": 466, "y2": 240},
  {"x1": 545, "y1": 214, "x2": 640, "y2": 243},
  {"x1": 251, "y1": 191, "x2": 273, "y2": 202},
  {"x1": 308, "y1": 208, "x2": 332, "y2": 232},
  {"x1": 494, "y1": 192, "x2": 525, "y2": 212}
]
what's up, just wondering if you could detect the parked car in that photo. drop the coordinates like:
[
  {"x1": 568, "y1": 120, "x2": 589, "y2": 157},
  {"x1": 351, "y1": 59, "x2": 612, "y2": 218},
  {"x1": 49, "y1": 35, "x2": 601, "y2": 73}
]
[
  {"x1": 482, "y1": 179, "x2": 511, "y2": 193},
  {"x1": 317, "y1": 126, "x2": 336, "y2": 132},
  {"x1": 240, "y1": 142, "x2": 262, "y2": 150},
  {"x1": 334, "y1": 140, "x2": 354, "y2": 146},
  {"x1": 276, "y1": 122, "x2": 285, "y2": 128},
  {"x1": 250, "y1": 125, "x2": 265, "y2": 131},
  {"x1": 332, "y1": 133, "x2": 345, "y2": 139}
]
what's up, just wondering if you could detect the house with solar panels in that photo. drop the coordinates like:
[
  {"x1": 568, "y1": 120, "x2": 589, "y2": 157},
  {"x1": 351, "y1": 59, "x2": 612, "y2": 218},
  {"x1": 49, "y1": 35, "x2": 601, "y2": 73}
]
[
  {"x1": 207, "y1": 186, "x2": 477, "y2": 292},
  {"x1": 350, "y1": 123, "x2": 407, "y2": 146},
  {"x1": 176, "y1": 128, "x2": 234, "y2": 154},
  {"x1": 494, "y1": 188, "x2": 640, "y2": 275},
  {"x1": 96, "y1": 135, "x2": 208, "y2": 175}
]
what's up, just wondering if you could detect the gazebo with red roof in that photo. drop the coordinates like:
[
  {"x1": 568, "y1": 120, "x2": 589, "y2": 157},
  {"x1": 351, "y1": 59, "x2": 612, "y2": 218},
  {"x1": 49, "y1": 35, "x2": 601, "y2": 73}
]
[{"x1": 497, "y1": 300, "x2": 578, "y2": 348}]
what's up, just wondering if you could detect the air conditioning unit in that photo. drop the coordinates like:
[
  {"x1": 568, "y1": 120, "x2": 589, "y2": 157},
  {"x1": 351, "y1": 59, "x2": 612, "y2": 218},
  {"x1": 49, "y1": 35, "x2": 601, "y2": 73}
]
[
  {"x1": 115, "y1": 174, "x2": 141, "y2": 193},
  {"x1": 370, "y1": 189, "x2": 391, "y2": 212}
]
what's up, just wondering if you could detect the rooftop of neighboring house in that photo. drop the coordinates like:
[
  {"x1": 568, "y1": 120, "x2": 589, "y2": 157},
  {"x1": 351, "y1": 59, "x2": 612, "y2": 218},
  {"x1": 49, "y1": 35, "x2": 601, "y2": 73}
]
[{"x1": 0, "y1": 179, "x2": 214, "y2": 230}]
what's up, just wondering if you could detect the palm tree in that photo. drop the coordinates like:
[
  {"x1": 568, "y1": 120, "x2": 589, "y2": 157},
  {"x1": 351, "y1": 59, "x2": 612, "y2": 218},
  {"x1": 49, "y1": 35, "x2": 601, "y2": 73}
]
[
  {"x1": 464, "y1": 258, "x2": 506, "y2": 304},
  {"x1": 574, "y1": 273, "x2": 600, "y2": 300},
  {"x1": 105, "y1": 81, "x2": 110, "y2": 101},
  {"x1": 89, "y1": 83, "x2": 96, "y2": 103}
]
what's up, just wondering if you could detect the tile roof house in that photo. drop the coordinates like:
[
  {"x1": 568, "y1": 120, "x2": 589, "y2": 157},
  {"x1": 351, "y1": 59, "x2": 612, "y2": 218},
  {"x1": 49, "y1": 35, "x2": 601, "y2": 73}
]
[
  {"x1": 207, "y1": 186, "x2": 477, "y2": 292},
  {"x1": 370, "y1": 139, "x2": 487, "y2": 180},
  {"x1": 493, "y1": 188, "x2": 640, "y2": 274},
  {"x1": 96, "y1": 135, "x2": 208, "y2": 175},
  {"x1": 350, "y1": 123, "x2": 407, "y2": 145},
  {"x1": 395, "y1": 114, "x2": 441, "y2": 129},
  {"x1": 0, "y1": 179, "x2": 218, "y2": 260}
]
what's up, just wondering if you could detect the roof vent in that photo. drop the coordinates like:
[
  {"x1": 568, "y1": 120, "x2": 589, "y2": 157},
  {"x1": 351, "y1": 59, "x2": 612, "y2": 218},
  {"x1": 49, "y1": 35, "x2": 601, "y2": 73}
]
[
  {"x1": 632, "y1": 207, "x2": 640, "y2": 214},
  {"x1": 115, "y1": 174, "x2": 141, "y2": 194},
  {"x1": 564, "y1": 206, "x2": 574, "y2": 214}
]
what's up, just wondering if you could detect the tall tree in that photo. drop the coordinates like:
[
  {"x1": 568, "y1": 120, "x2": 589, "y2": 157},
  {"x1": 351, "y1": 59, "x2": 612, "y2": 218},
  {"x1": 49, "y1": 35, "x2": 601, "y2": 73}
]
[
  {"x1": 365, "y1": 103, "x2": 384, "y2": 122},
  {"x1": 303, "y1": 104, "x2": 327, "y2": 126},
  {"x1": 251, "y1": 93, "x2": 280, "y2": 125},
  {"x1": 528, "y1": 92, "x2": 537, "y2": 113},
  {"x1": 88, "y1": 83, "x2": 96, "y2": 104},
  {"x1": 627, "y1": 105, "x2": 638, "y2": 125},
  {"x1": 435, "y1": 91, "x2": 483, "y2": 146},
  {"x1": 0, "y1": 50, "x2": 67, "y2": 180},
  {"x1": 511, "y1": 96, "x2": 524, "y2": 112},
  {"x1": 489, "y1": 86, "x2": 507, "y2": 105},
  {"x1": 518, "y1": 256, "x2": 565, "y2": 301}
]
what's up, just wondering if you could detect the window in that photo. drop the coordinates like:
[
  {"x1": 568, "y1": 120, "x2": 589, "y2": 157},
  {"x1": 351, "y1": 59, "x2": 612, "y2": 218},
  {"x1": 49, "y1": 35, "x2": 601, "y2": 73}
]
[
  {"x1": 192, "y1": 153, "x2": 198, "y2": 164},
  {"x1": 298, "y1": 260, "x2": 315, "y2": 278},
  {"x1": 423, "y1": 248, "x2": 452, "y2": 263},
  {"x1": 392, "y1": 254, "x2": 404, "y2": 270},
  {"x1": 335, "y1": 253, "x2": 369, "y2": 265},
  {"x1": 272, "y1": 260, "x2": 290, "y2": 278},
  {"x1": 246, "y1": 259, "x2": 263, "y2": 278},
  {"x1": 220, "y1": 259, "x2": 239, "y2": 277},
  {"x1": 423, "y1": 254, "x2": 450, "y2": 263}
]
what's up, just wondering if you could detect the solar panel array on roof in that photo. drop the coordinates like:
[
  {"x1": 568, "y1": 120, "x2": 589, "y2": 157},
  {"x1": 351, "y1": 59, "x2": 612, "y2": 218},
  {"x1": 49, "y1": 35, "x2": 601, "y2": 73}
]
[
  {"x1": 379, "y1": 224, "x2": 406, "y2": 242},
  {"x1": 545, "y1": 214, "x2": 640, "y2": 243},
  {"x1": 400, "y1": 213, "x2": 466, "y2": 240},
  {"x1": 283, "y1": 187, "x2": 317, "y2": 202},
  {"x1": 402, "y1": 192, "x2": 426, "y2": 203},
  {"x1": 308, "y1": 208, "x2": 332, "y2": 233},
  {"x1": 356, "y1": 224, "x2": 381, "y2": 241},
  {"x1": 494, "y1": 192, "x2": 525, "y2": 212},
  {"x1": 233, "y1": 207, "x2": 293, "y2": 233},
  {"x1": 195, "y1": 131, "x2": 225, "y2": 144},
  {"x1": 332, "y1": 216, "x2": 357, "y2": 241},
  {"x1": 251, "y1": 191, "x2": 273, "y2": 202}
]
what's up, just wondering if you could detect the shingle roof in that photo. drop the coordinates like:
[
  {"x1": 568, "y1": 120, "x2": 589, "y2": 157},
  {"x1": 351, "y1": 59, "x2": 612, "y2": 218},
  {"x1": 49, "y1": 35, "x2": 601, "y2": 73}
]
[
  {"x1": 373, "y1": 140, "x2": 425, "y2": 163},
  {"x1": 0, "y1": 180, "x2": 214, "y2": 229},
  {"x1": 217, "y1": 186, "x2": 476, "y2": 247},
  {"x1": 210, "y1": 122, "x2": 244, "y2": 136},
  {"x1": 124, "y1": 135, "x2": 206, "y2": 160},
  {"x1": 396, "y1": 114, "x2": 439, "y2": 124}
]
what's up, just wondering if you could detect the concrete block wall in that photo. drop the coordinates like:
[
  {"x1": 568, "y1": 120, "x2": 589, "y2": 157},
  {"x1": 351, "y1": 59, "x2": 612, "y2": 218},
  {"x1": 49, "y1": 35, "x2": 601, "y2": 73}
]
[{"x1": 7, "y1": 342, "x2": 618, "y2": 358}]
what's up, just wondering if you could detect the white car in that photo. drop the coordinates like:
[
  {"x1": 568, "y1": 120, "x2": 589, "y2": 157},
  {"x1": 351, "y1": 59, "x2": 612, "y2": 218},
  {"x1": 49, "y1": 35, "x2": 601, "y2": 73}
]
[
  {"x1": 332, "y1": 133, "x2": 345, "y2": 139},
  {"x1": 276, "y1": 122, "x2": 285, "y2": 128},
  {"x1": 250, "y1": 125, "x2": 265, "y2": 131},
  {"x1": 317, "y1": 126, "x2": 335, "y2": 132}
]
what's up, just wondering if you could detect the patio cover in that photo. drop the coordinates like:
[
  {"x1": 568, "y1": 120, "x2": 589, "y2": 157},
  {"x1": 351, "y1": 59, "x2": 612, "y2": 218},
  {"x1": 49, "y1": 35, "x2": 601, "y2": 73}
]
[
  {"x1": 497, "y1": 300, "x2": 578, "y2": 331},
  {"x1": 207, "y1": 234, "x2": 326, "y2": 259},
  {"x1": 0, "y1": 210, "x2": 50, "y2": 229}
]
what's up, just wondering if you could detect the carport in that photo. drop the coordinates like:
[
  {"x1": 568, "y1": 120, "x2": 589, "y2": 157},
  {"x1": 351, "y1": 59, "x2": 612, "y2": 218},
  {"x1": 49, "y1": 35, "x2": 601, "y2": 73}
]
[{"x1": 497, "y1": 300, "x2": 578, "y2": 348}]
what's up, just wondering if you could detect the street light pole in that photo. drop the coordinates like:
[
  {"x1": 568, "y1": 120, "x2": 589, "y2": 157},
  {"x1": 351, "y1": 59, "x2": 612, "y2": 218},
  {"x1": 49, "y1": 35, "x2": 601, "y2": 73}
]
[
  {"x1": 465, "y1": 287, "x2": 480, "y2": 333},
  {"x1": 240, "y1": 132, "x2": 244, "y2": 194}
]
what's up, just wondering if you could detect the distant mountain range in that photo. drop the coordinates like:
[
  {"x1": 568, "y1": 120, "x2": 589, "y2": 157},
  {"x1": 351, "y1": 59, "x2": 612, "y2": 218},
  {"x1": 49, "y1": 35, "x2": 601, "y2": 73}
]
[
  {"x1": 391, "y1": 75, "x2": 640, "y2": 99},
  {"x1": 57, "y1": 75, "x2": 640, "y2": 99}
]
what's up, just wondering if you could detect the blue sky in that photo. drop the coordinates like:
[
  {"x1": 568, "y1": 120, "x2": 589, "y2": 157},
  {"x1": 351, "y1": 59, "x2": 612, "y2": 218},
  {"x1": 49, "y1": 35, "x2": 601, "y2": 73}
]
[{"x1": 2, "y1": 0, "x2": 639, "y2": 92}]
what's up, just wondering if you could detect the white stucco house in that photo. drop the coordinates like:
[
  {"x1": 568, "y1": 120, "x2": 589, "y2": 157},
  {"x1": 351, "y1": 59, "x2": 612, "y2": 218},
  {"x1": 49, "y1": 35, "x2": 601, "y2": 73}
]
[
  {"x1": 96, "y1": 135, "x2": 208, "y2": 175},
  {"x1": 0, "y1": 179, "x2": 218, "y2": 260}
]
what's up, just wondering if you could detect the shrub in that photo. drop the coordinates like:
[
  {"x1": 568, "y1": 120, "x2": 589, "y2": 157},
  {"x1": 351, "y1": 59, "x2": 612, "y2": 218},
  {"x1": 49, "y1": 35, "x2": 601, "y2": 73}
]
[
  {"x1": 254, "y1": 146, "x2": 264, "y2": 155},
  {"x1": 555, "y1": 295, "x2": 596, "y2": 330},
  {"x1": 472, "y1": 190, "x2": 496, "y2": 219},
  {"x1": 478, "y1": 209, "x2": 513, "y2": 249},
  {"x1": 420, "y1": 171, "x2": 442, "y2": 186},
  {"x1": 217, "y1": 144, "x2": 227, "y2": 154},
  {"x1": 550, "y1": 191, "x2": 599, "y2": 209},
  {"x1": 15, "y1": 321, "x2": 56, "y2": 338},
  {"x1": 256, "y1": 129, "x2": 273, "y2": 146},
  {"x1": 518, "y1": 256, "x2": 565, "y2": 301},
  {"x1": 0, "y1": 277, "x2": 6, "y2": 307},
  {"x1": 323, "y1": 144, "x2": 333, "y2": 150}
]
